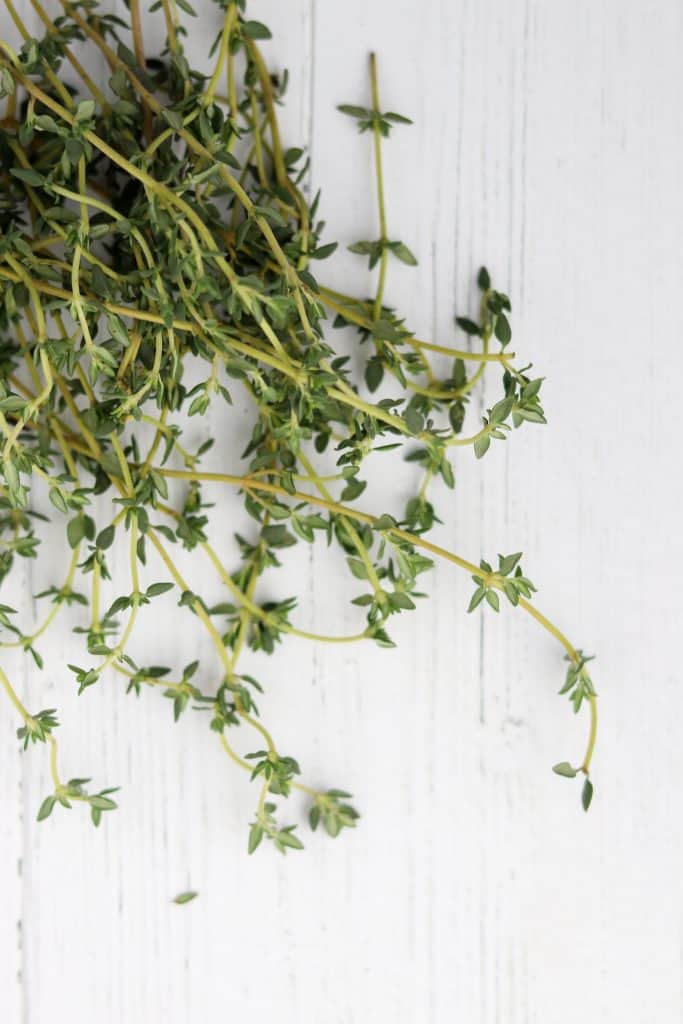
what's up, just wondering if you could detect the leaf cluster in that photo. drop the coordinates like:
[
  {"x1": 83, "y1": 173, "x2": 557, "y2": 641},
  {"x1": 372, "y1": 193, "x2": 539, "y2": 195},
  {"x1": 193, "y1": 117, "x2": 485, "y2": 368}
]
[{"x1": 0, "y1": 0, "x2": 598, "y2": 857}]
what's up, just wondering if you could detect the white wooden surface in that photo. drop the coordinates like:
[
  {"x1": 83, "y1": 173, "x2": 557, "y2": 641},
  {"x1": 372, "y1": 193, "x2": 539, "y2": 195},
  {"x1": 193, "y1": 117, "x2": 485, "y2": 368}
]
[{"x1": 2, "y1": 1, "x2": 683, "y2": 1020}]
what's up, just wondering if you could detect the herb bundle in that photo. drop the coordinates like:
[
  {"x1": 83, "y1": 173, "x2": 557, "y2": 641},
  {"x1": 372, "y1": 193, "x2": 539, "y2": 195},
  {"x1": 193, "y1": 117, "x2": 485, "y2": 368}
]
[{"x1": 0, "y1": 0, "x2": 597, "y2": 853}]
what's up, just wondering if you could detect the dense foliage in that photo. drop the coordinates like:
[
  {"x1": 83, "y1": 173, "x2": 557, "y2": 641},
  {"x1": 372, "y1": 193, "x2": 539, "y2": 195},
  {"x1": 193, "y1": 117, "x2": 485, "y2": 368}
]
[{"x1": 0, "y1": 0, "x2": 597, "y2": 852}]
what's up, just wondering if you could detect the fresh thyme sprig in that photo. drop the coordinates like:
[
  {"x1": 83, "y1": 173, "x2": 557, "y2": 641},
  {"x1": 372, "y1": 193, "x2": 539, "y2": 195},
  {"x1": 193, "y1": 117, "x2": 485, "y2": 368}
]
[{"x1": 0, "y1": 0, "x2": 597, "y2": 856}]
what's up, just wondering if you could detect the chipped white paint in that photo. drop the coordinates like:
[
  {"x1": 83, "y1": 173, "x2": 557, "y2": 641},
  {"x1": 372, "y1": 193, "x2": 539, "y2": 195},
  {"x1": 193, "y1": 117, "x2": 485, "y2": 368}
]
[{"x1": 1, "y1": 1, "x2": 682, "y2": 1020}]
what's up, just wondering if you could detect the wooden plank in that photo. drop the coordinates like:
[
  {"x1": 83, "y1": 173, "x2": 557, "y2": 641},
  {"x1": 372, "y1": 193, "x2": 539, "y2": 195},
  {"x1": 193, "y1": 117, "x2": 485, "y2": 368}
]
[
  {"x1": 0, "y1": 604, "x2": 27, "y2": 1022},
  {"x1": 0, "y1": 8, "x2": 39, "y2": 1022}
]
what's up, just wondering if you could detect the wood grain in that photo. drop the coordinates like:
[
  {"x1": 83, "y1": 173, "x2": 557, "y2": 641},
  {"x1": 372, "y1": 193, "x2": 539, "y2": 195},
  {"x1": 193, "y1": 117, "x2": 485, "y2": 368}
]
[{"x1": 1, "y1": 0, "x2": 682, "y2": 1020}]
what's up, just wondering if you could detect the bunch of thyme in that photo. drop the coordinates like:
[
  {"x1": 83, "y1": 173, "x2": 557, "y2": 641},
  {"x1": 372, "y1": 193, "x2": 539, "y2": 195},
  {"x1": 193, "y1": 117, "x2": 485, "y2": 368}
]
[{"x1": 0, "y1": 0, "x2": 597, "y2": 854}]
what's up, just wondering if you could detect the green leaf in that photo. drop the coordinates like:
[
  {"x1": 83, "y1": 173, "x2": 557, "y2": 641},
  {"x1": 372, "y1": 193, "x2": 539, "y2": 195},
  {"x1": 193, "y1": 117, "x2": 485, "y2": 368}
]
[
  {"x1": 10, "y1": 167, "x2": 45, "y2": 187},
  {"x1": 552, "y1": 762, "x2": 578, "y2": 778},
  {"x1": 390, "y1": 242, "x2": 417, "y2": 266},
  {"x1": 521, "y1": 378, "x2": 543, "y2": 401},
  {"x1": 146, "y1": 582, "x2": 174, "y2": 598},
  {"x1": 4, "y1": 460, "x2": 19, "y2": 493},
  {"x1": 48, "y1": 488, "x2": 69, "y2": 514},
  {"x1": 173, "y1": 890, "x2": 198, "y2": 904},
  {"x1": 473, "y1": 434, "x2": 491, "y2": 459},
  {"x1": 582, "y1": 778, "x2": 594, "y2": 812},
  {"x1": 67, "y1": 515, "x2": 86, "y2": 549},
  {"x1": 105, "y1": 313, "x2": 130, "y2": 347},
  {"x1": 0, "y1": 67, "x2": 15, "y2": 99},
  {"x1": 242, "y1": 20, "x2": 272, "y2": 39},
  {"x1": 34, "y1": 116, "x2": 62, "y2": 135},
  {"x1": 341, "y1": 478, "x2": 366, "y2": 502},
  {"x1": 310, "y1": 242, "x2": 338, "y2": 260},
  {"x1": 390, "y1": 591, "x2": 415, "y2": 610},
  {"x1": 337, "y1": 104, "x2": 370, "y2": 120},
  {"x1": 489, "y1": 397, "x2": 514, "y2": 425},
  {"x1": 37, "y1": 795, "x2": 56, "y2": 821},
  {"x1": 477, "y1": 266, "x2": 491, "y2": 291},
  {"x1": 27, "y1": 645, "x2": 43, "y2": 670},
  {"x1": 365, "y1": 358, "x2": 384, "y2": 393},
  {"x1": 495, "y1": 312, "x2": 512, "y2": 346},
  {"x1": 248, "y1": 824, "x2": 263, "y2": 854},
  {"x1": 455, "y1": 316, "x2": 480, "y2": 336},
  {"x1": 0, "y1": 396, "x2": 27, "y2": 413},
  {"x1": 404, "y1": 408, "x2": 424, "y2": 435},
  {"x1": 324, "y1": 813, "x2": 341, "y2": 837},
  {"x1": 373, "y1": 514, "x2": 397, "y2": 531},
  {"x1": 347, "y1": 239, "x2": 374, "y2": 254},
  {"x1": 371, "y1": 319, "x2": 402, "y2": 342},
  {"x1": 97, "y1": 525, "x2": 115, "y2": 550},
  {"x1": 498, "y1": 552, "x2": 523, "y2": 576},
  {"x1": 277, "y1": 829, "x2": 304, "y2": 850},
  {"x1": 162, "y1": 109, "x2": 184, "y2": 131},
  {"x1": 347, "y1": 558, "x2": 368, "y2": 580},
  {"x1": 88, "y1": 795, "x2": 117, "y2": 810},
  {"x1": 75, "y1": 99, "x2": 96, "y2": 122}
]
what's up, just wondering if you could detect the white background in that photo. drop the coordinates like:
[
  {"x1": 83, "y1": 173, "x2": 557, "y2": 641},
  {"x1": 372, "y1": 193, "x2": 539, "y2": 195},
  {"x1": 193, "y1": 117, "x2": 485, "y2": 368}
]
[{"x1": 2, "y1": 1, "x2": 682, "y2": 1021}]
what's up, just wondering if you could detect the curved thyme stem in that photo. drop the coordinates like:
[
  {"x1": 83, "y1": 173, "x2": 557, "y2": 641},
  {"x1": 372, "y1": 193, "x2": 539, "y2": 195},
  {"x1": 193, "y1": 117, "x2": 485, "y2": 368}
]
[
  {"x1": 26, "y1": 0, "x2": 108, "y2": 107},
  {"x1": 163, "y1": 469, "x2": 592, "y2": 744},
  {"x1": 48, "y1": 735, "x2": 61, "y2": 790},
  {"x1": 448, "y1": 423, "x2": 491, "y2": 448},
  {"x1": 204, "y1": 5, "x2": 237, "y2": 108},
  {"x1": 517, "y1": 597, "x2": 598, "y2": 774},
  {"x1": 197, "y1": 531, "x2": 372, "y2": 645},
  {"x1": 297, "y1": 452, "x2": 384, "y2": 599},
  {"x1": 147, "y1": 528, "x2": 278, "y2": 755},
  {"x1": 155, "y1": 464, "x2": 597, "y2": 773},
  {"x1": 318, "y1": 287, "x2": 511, "y2": 363},
  {"x1": 156, "y1": 464, "x2": 596, "y2": 768},
  {"x1": 369, "y1": 53, "x2": 388, "y2": 321},
  {"x1": 0, "y1": 548, "x2": 80, "y2": 650},
  {"x1": 0, "y1": 665, "x2": 31, "y2": 723}
]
